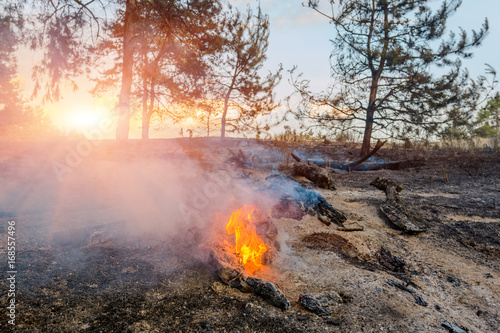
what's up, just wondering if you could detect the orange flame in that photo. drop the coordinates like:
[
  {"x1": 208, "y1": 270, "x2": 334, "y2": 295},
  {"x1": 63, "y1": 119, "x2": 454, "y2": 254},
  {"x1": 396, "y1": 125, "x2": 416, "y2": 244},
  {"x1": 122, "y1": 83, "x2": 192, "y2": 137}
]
[{"x1": 226, "y1": 205, "x2": 268, "y2": 274}]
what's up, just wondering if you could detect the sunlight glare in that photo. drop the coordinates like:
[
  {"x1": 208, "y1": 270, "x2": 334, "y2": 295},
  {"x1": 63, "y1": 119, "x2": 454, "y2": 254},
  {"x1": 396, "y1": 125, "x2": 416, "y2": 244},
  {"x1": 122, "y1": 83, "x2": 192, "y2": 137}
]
[{"x1": 68, "y1": 109, "x2": 101, "y2": 130}]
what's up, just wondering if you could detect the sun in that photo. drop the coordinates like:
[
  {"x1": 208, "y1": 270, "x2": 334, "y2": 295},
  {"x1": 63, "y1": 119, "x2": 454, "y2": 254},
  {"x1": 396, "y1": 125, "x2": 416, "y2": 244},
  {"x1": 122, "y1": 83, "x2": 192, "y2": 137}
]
[{"x1": 67, "y1": 109, "x2": 101, "y2": 130}]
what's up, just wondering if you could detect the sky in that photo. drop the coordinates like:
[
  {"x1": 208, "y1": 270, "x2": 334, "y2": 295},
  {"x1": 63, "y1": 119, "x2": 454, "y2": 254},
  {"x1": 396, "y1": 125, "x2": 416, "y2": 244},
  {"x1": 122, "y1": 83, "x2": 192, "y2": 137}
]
[
  {"x1": 17, "y1": 0, "x2": 500, "y2": 137},
  {"x1": 258, "y1": 0, "x2": 500, "y2": 96}
]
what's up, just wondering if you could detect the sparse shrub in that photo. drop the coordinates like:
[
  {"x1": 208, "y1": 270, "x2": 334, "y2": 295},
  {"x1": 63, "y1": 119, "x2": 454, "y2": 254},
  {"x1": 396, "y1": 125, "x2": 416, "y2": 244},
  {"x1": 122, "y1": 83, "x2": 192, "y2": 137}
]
[
  {"x1": 269, "y1": 129, "x2": 297, "y2": 166},
  {"x1": 441, "y1": 164, "x2": 449, "y2": 183},
  {"x1": 335, "y1": 131, "x2": 354, "y2": 143}
]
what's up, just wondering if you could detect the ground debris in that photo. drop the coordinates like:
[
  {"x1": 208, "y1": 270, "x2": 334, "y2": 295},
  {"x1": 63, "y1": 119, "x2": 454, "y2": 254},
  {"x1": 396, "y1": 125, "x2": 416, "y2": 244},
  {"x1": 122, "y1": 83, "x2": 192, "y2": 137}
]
[
  {"x1": 291, "y1": 161, "x2": 337, "y2": 190},
  {"x1": 377, "y1": 247, "x2": 405, "y2": 273},
  {"x1": 386, "y1": 279, "x2": 416, "y2": 293},
  {"x1": 387, "y1": 279, "x2": 428, "y2": 306},
  {"x1": 267, "y1": 175, "x2": 346, "y2": 226},
  {"x1": 447, "y1": 275, "x2": 461, "y2": 287},
  {"x1": 246, "y1": 277, "x2": 290, "y2": 310},
  {"x1": 337, "y1": 225, "x2": 364, "y2": 232},
  {"x1": 413, "y1": 294, "x2": 428, "y2": 307},
  {"x1": 299, "y1": 292, "x2": 343, "y2": 316},
  {"x1": 441, "y1": 321, "x2": 470, "y2": 333},
  {"x1": 371, "y1": 177, "x2": 426, "y2": 233}
]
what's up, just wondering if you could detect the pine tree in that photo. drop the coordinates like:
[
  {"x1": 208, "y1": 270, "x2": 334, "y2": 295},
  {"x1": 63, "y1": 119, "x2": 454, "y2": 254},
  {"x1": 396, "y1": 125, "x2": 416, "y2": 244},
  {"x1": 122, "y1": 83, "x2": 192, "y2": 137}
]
[
  {"x1": 294, "y1": 0, "x2": 490, "y2": 154},
  {"x1": 207, "y1": 5, "x2": 282, "y2": 138},
  {"x1": 0, "y1": 1, "x2": 58, "y2": 141}
]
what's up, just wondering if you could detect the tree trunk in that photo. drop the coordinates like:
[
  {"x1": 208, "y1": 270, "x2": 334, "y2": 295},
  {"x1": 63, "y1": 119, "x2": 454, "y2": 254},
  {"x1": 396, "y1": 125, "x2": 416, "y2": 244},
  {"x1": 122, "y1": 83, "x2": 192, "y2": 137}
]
[
  {"x1": 116, "y1": 0, "x2": 136, "y2": 140},
  {"x1": 361, "y1": 1, "x2": 387, "y2": 156},
  {"x1": 142, "y1": 80, "x2": 155, "y2": 139},
  {"x1": 361, "y1": 75, "x2": 379, "y2": 155},
  {"x1": 221, "y1": 91, "x2": 231, "y2": 139},
  {"x1": 207, "y1": 111, "x2": 211, "y2": 137},
  {"x1": 142, "y1": 118, "x2": 150, "y2": 139},
  {"x1": 141, "y1": 75, "x2": 149, "y2": 139},
  {"x1": 361, "y1": 107, "x2": 375, "y2": 155}
]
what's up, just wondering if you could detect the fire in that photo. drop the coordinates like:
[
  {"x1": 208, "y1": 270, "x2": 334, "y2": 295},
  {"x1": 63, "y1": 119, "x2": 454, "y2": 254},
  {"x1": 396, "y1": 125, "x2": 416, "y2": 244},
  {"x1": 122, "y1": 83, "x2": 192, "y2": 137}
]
[{"x1": 226, "y1": 205, "x2": 268, "y2": 273}]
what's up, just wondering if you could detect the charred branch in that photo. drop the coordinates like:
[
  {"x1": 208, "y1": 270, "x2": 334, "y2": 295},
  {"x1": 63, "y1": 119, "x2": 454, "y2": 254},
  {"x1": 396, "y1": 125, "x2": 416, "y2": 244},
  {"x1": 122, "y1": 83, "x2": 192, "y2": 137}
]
[
  {"x1": 292, "y1": 143, "x2": 425, "y2": 172},
  {"x1": 371, "y1": 177, "x2": 426, "y2": 234},
  {"x1": 341, "y1": 139, "x2": 385, "y2": 171},
  {"x1": 337, "y1": 225, "x2": 364, "y2": 232},
  {"x1": 267, "y1": 175, "x2": 346, "y2": 227},
  {"x1": 210, "y1": 246, "x2": 290, "y2": 310},
  {"x1": 291, "y1": 161, "x2": 337, "y2": 190},
  {"x1": 246, "y1": 277, "x2": 290, "y2": 310}
]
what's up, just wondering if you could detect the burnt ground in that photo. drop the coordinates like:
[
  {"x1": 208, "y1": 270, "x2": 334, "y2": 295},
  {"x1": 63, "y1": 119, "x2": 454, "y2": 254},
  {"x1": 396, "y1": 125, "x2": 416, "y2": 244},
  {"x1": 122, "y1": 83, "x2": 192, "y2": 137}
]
[{"x1": 0, "y1": 138, "x2": 499, "y2": 332}]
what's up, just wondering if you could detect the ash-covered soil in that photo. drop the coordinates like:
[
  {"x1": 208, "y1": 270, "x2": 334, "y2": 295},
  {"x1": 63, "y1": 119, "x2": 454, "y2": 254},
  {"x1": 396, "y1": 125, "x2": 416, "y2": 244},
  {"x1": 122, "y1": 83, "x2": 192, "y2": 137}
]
[{"x1": 0, "y1": 138, "x2": 499, "y2": 332}]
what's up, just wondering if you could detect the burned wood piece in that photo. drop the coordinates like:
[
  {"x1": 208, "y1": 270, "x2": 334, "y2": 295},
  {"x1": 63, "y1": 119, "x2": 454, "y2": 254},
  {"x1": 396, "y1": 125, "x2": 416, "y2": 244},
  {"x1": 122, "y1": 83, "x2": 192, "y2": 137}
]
[
  {"x1": 341, "y1": 140, "x2": 386, "y2": 171},
  {"x1": 312, "y1": 195, "x2": 346, "y2": 226},
  {"x1": 215, "y1": 261, "x2": 290, "y2": 310},
  {"x1": 246, "y1": 277, "x2": 291, "y2": 310},
  {"x1": 387, "y1": 279, "x2": 416, "y2": 293},
  {"x1": 387, "y1": 279, "x2": 428, "y2": 307},
  {"x1": 291, "y1": 152, "x2": 302, "y2": 162},
  {"x1": 442, "y1": 321, "x2": 470, "y2": 333},
  {"x1": 299, "y1": 292, "x2": 343, "y2": 316},
  {"x1": 271, "y1": 197, "x2": 307, "y2": 220},
  {"x1": 217, "y1": 265, "x2": 251, "y2": 292},
  {"x1": 370, "y1": 177, "x2": 426, "y2": 234},
  {"x1": 292, "y1": 161, "x2": 337, "y2": 190},
  {"x1": 209, "y1": 245, "x2": 251, "y2": 292},
  {"x1": 267, "y1": 175, "x2": 346, "y2": 227},
  {"x1": 253, "y1": 213, "x2": 281, "y2": 265},
  {"x1": 337, "y1": 225, "x2": 364, "y2": 232},
  {"x1": 377, "y1": 247, "x2": 405, "y2": 273},
  {"x1": 413, "y1": 294, "x2": 428, "y2": 307},
  {"x1": 299, "y1": 294, "x2": 330, "y2": 316},
  {"x1": 209, "y1": 238, "x2": 289, "y2": 310}
]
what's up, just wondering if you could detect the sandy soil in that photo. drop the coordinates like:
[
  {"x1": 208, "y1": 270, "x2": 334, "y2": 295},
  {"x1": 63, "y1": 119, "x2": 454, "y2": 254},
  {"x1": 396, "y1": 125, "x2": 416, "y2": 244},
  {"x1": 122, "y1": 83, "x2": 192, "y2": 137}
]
[{"x1": 0, "y1": 138, "x2": 498, "y2": 332}]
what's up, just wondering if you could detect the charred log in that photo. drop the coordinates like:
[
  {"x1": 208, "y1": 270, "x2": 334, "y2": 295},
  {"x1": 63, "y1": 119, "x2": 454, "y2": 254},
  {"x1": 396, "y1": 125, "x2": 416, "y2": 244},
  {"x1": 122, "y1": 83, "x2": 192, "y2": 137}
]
[
  {"x1": 291, "y1": 140, "x2": 425, "y2": 172},
  {"x1": 371, "y1": 177, "x2": 426, "y2": 234},
  {"x1": 292, "y1": 161, "x2": 337, "y2": 190},
  {"x1": 218, "y1": 265, "x2": 251, "y2": 292},
  {"x1": 267, "y1": 175, "x2": 346, "y2": 227},
  {"x1": 271, "y1": 197, "x2": 307, "y2": 220},
  {"x1": 253, "y1": 212, "x2": 280, "y2": 264},
  {"x1": 352, "y1": 159, "x2": 426, "y2": 171},
  {"x1": 211, "y1": 254, "x2": 290, "y2": 310},
  {"x1": 209, "y1": 244, "x2": 251, "y2": 292},
  {"x1": 246, "y1": 277, "x2": 290, "y2": 310},
  {"x1": 297, "y1": 159, "x2": 425, "y2": 171}
]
